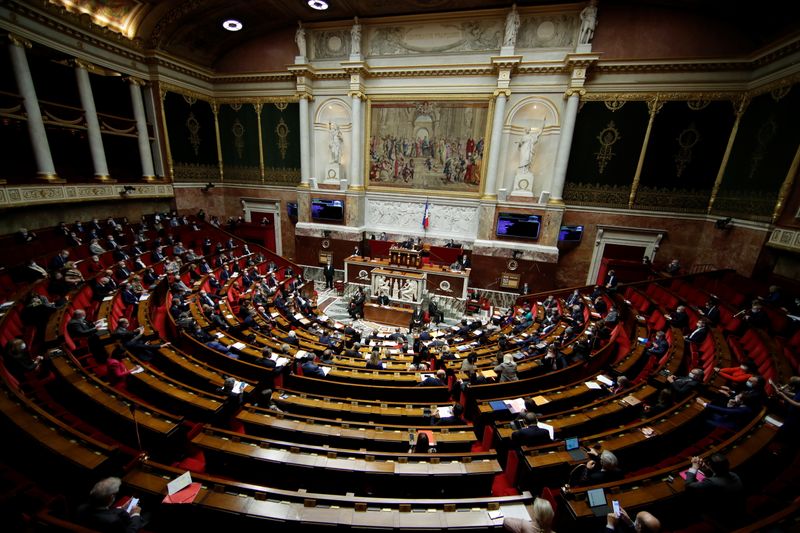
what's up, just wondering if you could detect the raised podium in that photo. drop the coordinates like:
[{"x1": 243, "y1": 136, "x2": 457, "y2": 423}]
[{"x1": 389, "y1": 247, "x2": 421, "y2": 268}]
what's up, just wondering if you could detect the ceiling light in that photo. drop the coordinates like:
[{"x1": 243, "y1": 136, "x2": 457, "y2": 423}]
[
  {"x1": 222, "y1": 19, "x2": 243, "y2": 31},
  {"x1": 308, "y1": 0, "x2": 329, "y2": 10}
]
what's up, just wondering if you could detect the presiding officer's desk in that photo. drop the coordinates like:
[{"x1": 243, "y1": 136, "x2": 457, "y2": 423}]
[{"x1": 345, "y1": 255, "x2": 470, "y2": 299}]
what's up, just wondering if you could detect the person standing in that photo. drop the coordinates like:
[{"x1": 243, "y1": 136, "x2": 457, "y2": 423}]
[{"x1": 323, "y1": 260, "x2": 335, "y2": 290}]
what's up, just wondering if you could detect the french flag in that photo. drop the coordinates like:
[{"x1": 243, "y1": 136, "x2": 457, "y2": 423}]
[{"x1": 422, "y1": 200, "x2": 430, "y2": 230}]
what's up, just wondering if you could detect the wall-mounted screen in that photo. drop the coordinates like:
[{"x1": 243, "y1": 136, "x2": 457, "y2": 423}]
[
  {"x1": 558, "y1": 225, "x2": 584, "y2": 242},
  {"x1": 287, "y1": 202, "x2": 298, "y2": 218},
  {"x1": 311, "y1": 198, "x2": 344, "y2": 222},
  {"x1": 496, "y1": 212, "x2": 541, "y2": 240}
]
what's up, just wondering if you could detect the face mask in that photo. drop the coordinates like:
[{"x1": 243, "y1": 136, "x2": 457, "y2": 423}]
[
  {"x1": 19, "y1": 344, "x2": 26, "y2": 351},
  {"x1": 746, "y1": 381, "x2": 754, "y2": 388}
]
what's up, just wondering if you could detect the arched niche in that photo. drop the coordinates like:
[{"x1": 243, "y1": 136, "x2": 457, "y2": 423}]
[
  {"x1": 313, "y1": 99, "x2": 352, "y2": 183},
  {"x1": 499, "y1": 97, "x2": 560, "y2": 200}
]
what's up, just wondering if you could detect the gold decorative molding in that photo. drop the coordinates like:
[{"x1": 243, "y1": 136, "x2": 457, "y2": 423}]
[
  {"x1": 347, "y1": 91, "x2": 367, "y2": 100},
  {"x1": 7, "y1": 33, "x2": 32, "y2": 49},
  {"x1": 767, "y1": 228, "x2": 800, "y2": 253},
  {"x1": 565, "y1": 88, "x2": 586, "y2": 98},
  {"x1": 0, "y1": 183, "x2": 173, "y2": 207}
]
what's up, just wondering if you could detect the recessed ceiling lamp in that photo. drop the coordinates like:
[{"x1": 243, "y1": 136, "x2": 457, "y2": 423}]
[
  {"x1": 222, "y1": 19, "x2": 243, "y2": 31},
  {"x1": 308, "y1": 0, "x2": 329, "y2": 10}
]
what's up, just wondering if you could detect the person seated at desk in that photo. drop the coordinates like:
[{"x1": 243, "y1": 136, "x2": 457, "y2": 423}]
[
  {"x1": 685, "y1": 452, "x2": 745, "y2": 528},
  {"x1": 742, "y1": 300, "x2": 769, "y2": 329},
  {"x1": 365, "y1": 349, "x2": 384, "y2": 370},
  {"x1": 667, "y1": 304, "x2": 689, "y2": 330},
  {"x1": 409, "y1": 431, "x2": 437, "y2": 453},
  {"x1": 433, "y1": 403, "x2": 467, "y2": 426},
  {"x1": 704, "y1": 391, "x2": 759, "y2": 430},
  {"x1": 502, "y1": 497, "x2": 555, "y2": 533},
  {"x1": 409, "y1": 307, "x2": 424, "y2": 331},
  {"x1": 76, "y1": 477, "x2": 143, "y2": 533},
  {"x1": 495, "y1": 353, "x2": 519, "y2": 382},
  {"x1": 428, "y1": 299, "x2": 444, "y2": 324},
  {"x1": 644, "y1": 330, "x2": 669, "y2": 360},
  {"x1": 593, "y1": 295, "x2": 608, "y2": 315},
  {"x1": 3, "y1": 338, "x2": 45, "y2": 382},
  {"x1": 419, "y1": 369, "x2": 446, "y2": 387},
  {"x1": 300, "y1": 354, "x2": 327, "y2": 378},
  {"x1": 685, "y1": 319, "x2": 709, "y2": 345},
  {"x1": 605, "y1": 506, "x2": 661, "y2": 533},
  {"x1": 667, "y1": 367, "x2": 704, "y2": 398},
  {"x1": 96, "y1": 346, "x2": 138, "y2": 386},
  {"x1": 377, "y1": 292, "x2": 390, "y2": 306},
  {"x1": 699, "y1": 298, "x2": 720, "y2": 326},
  {"x1": 511, "y1": 412, "x2": 552, "y2": 446},
  {"x1": 568, "y1": 450, "x2": 623, "y2": 487},
  {"x1": 714, "y1": 360, "x2": 755, "y2": 385}
]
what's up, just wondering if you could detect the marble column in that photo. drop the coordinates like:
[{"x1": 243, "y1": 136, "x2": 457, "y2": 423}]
[
  {"x1": 75, "y1": 62, "x2": 111, "y2": 181},
  {"x1": 482, "y1": 91, "x2": 508, "y2": 199},
  {"x1": 128, "y1": 79, "x2": 156, "y2": 181},
  {"x1": 349, "y1": 92, "x2": 363, "y2": 190},
  {"x1": 7, "y1": 35, "x2": 58, "y2": 180},
  {"x1": 549, "y1": 90, "x2": 581, "y2": 204},
  {"x1": 299, "y1": 95, "x2": 311, "y2": 187}
]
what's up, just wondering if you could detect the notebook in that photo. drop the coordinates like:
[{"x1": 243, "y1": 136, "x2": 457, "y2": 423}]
[{"x1": 565, "y1": 437, "x2": 587, "y2": 460}]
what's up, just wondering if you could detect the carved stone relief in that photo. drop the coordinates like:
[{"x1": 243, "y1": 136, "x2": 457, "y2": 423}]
[
  {"x1": 310, "y1": 29, "x2": 351, "y2": 60},
  {"x1": 366, "y1": 20, "x2": 502, "y2": 56},
  {"x1": 515, "y1": 14, "x2": 577, "y2": 49},
  {"x1": 365, "y1": 198, "x2": 478, "y2": 239}
]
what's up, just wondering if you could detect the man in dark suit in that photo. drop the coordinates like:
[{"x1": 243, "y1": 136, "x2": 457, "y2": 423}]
[
  {"x1": 323, "y1": 260, "x2": 335, "y2": 290},
  {"x1": 433, "y1": 403, "x2": 467, "y2": 426},
  {"x1": 300, "y1": 354, "x2": 327, "y2": 378},
  {"x1": 67, "y1": 309, "x2": 97, "y2": 339},
  {"x1": 685, "y1": 319, "x2": 709, "y2": 345},
  {"x1": 700, "y1": 298, "x2": 720, "y2": 326},
  {"x1": 685, "y1": 452, "x2": 744, "y2": 527},
  {"x1": 668, "y1": 367, "x2": 704, "y2": 398},
  {"x1": 604, "y1": 269, "x2": 618, "y2": 292},
  {"x1": 409, "y1": 306, "x2": 424, "y2": 331},
  {"x1": 377, "y1": 292, "x2": 390, "y2": 306},
  {"x1": 511, "y1": 413, "x2": 552, "y2": 446},
  {"x1": 49, "y1": 250, "x2": 70, "y2": 272},
  {"x1": 76, "y1": 477, "x2": 143, "y2": 533},
  {"x1": 428, "y1": 299, "x2": 444, "y2": 324}
]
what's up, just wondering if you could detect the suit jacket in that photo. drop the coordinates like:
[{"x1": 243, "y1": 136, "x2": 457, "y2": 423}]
[
  {"x1": 686, "y1": 326, "x2": 708, "y2": 344},
  {"x1": 511, "y1": 425, "x2": 552, "y2": 446},
  {"x1": 68, "y1": 318, "x2": 97, "y2": 338},
  {"x1": 76, "y1": 504, "x2": 142, "y2": 533},
  {"x1": 323, "y1": 264, "x2": 335, "y2": 279},
  {"x1": 377, "y1": 295, "x2": 390, "y2": 305}
]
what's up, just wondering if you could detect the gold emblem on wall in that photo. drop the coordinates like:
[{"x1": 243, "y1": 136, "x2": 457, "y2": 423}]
[
  {"x1": 274, "y1": 102, "x2": 288, "y2": 112},
  {"x1": 674, "y1": 123, "x2": 700, "y2": 177},
  {"x1": 748, "y1": 115, "x2": 778, "y2": 179},
  {"x1": 595, "y1": 121, "x2": 621, "y2": 174},
  {"x1": 275, "y1": 118, "x2": 290, "y2": 160},
  {"x1": 604, "y1": 99, "x2": 626, "y2": 112},
  {"x1": 186, "y1": 112, "x2": 201, "y2": 156},
  {"x1": 232, "y1": 118, "x2": 245, "y2": 159}
]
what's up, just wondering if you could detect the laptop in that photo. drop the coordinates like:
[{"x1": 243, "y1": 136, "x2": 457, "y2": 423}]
[
  {"x1": 565, "y1": 437, "x2": 587, "y2": 461},
  {"x1": 587, "y1": 488, "x2": 611, "y2": 517}
]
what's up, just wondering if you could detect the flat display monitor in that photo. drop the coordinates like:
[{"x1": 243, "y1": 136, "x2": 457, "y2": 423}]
[
  {"x1": 559, "y1": 225, "x2": 584, "y2": 242},
  {"x1": 287, "y1": 202, "x2": 298, "y2": 218},
  {"x1": 311, "y1": 198, "x2": 344, "y2": 222},
  {"x1": 496, "y1": 212, "x2": 541, "y2": 240}
]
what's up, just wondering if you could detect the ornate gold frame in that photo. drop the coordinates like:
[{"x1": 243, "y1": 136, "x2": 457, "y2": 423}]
[{"x1": 363, "y1": 94, "x2": 493, "y2": 198}]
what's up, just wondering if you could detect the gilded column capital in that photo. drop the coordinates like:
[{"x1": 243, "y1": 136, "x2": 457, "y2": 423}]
[
  {"x1": 296, "y1": 92, "x2": 314, "y2": 101},
  {"x1": 493, "y1": 89, "x2": 511, "y2": 98},
  {"x1": 125, "y1": 76, "x2": 146, "y2": 87},
  {"x1": 564, "y1": 88, "x2": 585, "y2": 99},
  {"x1": 8, "y1": 34, "x2": 32, "y2": 49},
  {"x1": 347, "y1": 90, "x2": 366, "y2": 100}
]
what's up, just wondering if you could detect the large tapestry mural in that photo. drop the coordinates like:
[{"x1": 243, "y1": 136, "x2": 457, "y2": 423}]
[{"x1": 367, "y1": 99, "x2": 489, "y2": 194}]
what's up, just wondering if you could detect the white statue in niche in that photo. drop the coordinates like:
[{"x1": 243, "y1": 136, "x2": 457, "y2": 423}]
[
  {"x1": 329, "y1": 123, "x2": 343, "y2": 164},
  {"x1": 503, "y1": 4, "x2": 520, "y2": 47},
  {"x1": 378, "y1": 276, "x2": 392, "y2": 297},
  {"x1": 295, "y1": 21, "x2": 307, "y2": 58},
  {"x1": 351, "y1": 17, "x2": 362, "y2": 57},
  {"x1": 399, "y1": 280, "x2": 417, "y2": 302},
  {"x1": 579, "y1": 0, "x2": 598, "y2": 45},
  {"x1": 517, "y1": 127, "x2": 542, "y2": 172}
]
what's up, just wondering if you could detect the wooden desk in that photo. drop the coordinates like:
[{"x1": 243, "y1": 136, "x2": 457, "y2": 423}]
[{"x1": 363, "y1": 303, "x2": 414, "y2": 327}]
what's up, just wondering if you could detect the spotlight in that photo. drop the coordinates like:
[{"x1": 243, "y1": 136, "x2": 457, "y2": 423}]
[
  {"x1": 203, "y1": 183, "x2": 215, "y2": 193},
  {"x1": 714, "y1": 217, "x2": 732, "y2": 230},
  {"x1": 222, "y1": 19, "x2": 243, "y2": 32},
  {"x1": 308, "y1": 0, "x2": 328, "y2": 10}
]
